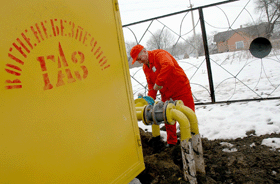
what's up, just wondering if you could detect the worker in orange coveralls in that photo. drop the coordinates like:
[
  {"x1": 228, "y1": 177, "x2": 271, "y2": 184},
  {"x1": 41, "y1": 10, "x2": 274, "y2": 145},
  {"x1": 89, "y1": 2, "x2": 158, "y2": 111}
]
[{"x1": 130, "y1": 44, "x2": 195, "y2": 147}]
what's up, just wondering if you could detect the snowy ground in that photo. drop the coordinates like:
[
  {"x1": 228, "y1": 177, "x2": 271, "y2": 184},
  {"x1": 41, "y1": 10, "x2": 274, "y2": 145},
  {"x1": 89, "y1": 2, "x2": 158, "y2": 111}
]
[{"x1": 129, "y1": 50, "x2": 280, "y2": 150}]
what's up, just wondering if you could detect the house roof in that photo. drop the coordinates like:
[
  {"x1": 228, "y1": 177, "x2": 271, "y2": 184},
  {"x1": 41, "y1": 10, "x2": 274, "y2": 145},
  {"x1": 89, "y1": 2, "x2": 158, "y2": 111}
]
[{"x1": 214, "y1": 23, "x2": 269, "y2": 43}]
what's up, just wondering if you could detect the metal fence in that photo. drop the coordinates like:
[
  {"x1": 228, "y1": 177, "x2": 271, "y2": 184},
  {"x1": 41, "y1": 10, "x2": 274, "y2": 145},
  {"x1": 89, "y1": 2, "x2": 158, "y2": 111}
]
[{"x1": 122, "y1": 0, "x2": 280, "y2": 105}]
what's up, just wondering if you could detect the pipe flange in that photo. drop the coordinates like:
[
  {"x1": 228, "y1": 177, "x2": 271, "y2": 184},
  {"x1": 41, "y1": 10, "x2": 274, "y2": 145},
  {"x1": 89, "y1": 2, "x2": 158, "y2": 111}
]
[
  {"x1": 162, "y1": 101, "x2": 168, "y2": 124},
  {"x1": 143, "y1": 104, "x2": 153, "y2": 125},
  {"x1": 140, "y1": 105, "x2": 146, "y2": 124},
  {"x1": 142, "y1": 106, "x2": 149, "y2": 125},
  {"x1": 152, "y1": 101, "x2": 164, "y2": 125},
  {"x1": 134, "y1": 98, "x2": 148, "y2": 107},
  {"x1": 163, "y1": 100, "x2": 175, "y2": 124}
]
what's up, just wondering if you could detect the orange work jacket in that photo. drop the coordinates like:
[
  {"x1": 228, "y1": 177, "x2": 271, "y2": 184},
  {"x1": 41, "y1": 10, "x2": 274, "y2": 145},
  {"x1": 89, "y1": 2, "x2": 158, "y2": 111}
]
[{"x1": 143, "y1": 49, "x2": 192, "y2": 102}]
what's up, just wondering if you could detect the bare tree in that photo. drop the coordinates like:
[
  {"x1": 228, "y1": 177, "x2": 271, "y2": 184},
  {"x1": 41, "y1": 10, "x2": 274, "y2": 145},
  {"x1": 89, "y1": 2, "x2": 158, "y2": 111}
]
[
  {"x1": 184, "y1": 34, "x2": 204, "y2": 57},
  {"x1": 255, "y1": 0, "x2": 280, "y2": 38},
  {"x1": 170, "y1": 33, "x2": 213, "y2": 59},
  {"x1": 146, "y1": 29, "x2": 175, "y2": 50},
  {"x1": 145, "y1": 29, "x2": 216, "y2": 59},
  {"x1": 170, "y1": 42, "x2": 189, "y2": 59},
  {"x1": 125, "y1": 41, "x2": 137, "y2": 61},
  {"x1": 207, "y1": 31, "x2": 218, "y2": 55}
]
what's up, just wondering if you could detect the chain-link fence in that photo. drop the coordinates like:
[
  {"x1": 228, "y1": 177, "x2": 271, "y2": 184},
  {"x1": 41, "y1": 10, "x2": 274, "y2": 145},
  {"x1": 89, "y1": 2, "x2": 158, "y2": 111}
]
[{"x1": 122, "y1": 0, "x2": 280, "y2": 105}]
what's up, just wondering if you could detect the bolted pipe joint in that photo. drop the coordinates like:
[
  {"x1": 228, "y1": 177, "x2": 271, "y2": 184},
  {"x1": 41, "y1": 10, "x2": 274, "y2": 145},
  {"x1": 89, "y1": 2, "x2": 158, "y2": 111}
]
[
  {"x1": 151, "y1": 101, "x2": 165, "y2": 125},
  {"x1": 143, "y1": 105, "x2": 153, "y2": 125},
  {"x1": 135, "y1": 97, "x2": 205, "y2": 183}
]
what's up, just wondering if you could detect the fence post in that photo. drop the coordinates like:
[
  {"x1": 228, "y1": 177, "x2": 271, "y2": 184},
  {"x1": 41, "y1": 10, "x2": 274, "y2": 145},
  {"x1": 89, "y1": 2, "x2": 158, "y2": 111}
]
[{"x1": 199, "y1": 8, "x2": 215, "y2": 103}]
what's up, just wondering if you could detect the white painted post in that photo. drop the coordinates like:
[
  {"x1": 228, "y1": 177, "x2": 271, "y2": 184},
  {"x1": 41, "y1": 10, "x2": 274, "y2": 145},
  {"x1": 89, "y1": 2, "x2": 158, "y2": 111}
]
[
  {"x1": 181, "y1": 139, "x2": 197, "y2": 184},
  {"x1": 192, "y1": 134, "x2": 206, "y2": 174}
]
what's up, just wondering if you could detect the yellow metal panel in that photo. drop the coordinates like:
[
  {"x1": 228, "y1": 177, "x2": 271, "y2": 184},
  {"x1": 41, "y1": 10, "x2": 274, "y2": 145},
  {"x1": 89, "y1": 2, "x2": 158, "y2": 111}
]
[{"x1": 0, "y1": 0, "x2": 144, "y2": 183}]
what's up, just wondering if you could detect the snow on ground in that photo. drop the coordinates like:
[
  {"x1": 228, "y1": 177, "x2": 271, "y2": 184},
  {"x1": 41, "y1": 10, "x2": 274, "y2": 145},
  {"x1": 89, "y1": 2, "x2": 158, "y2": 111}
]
[
  {"x1": 262, "y1": 138, "x2": 280, "y2": 150},
  {"x1": 129, "y1": 50, "x2": 280, "y2": 150}
]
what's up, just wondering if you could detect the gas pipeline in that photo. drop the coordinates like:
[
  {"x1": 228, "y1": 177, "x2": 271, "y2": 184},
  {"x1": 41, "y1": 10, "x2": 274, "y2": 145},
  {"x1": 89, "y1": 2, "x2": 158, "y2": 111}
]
[{"x1": 135, "y1": 96, "x2": 205, "y2": 184}]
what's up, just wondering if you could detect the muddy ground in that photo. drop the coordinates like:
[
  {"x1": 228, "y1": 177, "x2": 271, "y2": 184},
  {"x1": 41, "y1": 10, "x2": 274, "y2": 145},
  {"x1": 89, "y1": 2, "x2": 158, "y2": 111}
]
[{"x1": 136, "y1": 128, "x2": 280, "y2": 184}]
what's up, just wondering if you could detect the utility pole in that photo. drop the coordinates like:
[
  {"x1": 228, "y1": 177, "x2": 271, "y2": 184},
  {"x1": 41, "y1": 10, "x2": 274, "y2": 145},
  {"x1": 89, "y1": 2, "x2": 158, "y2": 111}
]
[{"x1": 189, "y1": 0, "x2": 198, "y2": 58}]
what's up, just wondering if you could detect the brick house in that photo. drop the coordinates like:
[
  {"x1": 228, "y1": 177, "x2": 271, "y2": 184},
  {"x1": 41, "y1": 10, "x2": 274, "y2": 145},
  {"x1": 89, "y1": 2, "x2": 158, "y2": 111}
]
[
  {"x1": 271, "y1": 32, "x2": 280, "y2": 49},
  {"x1": 213, "y1": 23, "x2": 269, "y2": 53}
]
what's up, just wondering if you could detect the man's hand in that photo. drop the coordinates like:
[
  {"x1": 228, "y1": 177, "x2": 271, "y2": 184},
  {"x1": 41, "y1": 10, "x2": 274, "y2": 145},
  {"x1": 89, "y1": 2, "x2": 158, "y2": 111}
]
[{"x1": 153, "y1": 83, "x2": 163, "y2": 91}]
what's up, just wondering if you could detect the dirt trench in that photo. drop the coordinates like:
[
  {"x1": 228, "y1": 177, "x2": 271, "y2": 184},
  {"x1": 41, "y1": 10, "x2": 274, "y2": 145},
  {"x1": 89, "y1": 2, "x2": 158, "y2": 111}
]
[{"x1": 136, "y1": 128, "x2": 280, "y2": 184}]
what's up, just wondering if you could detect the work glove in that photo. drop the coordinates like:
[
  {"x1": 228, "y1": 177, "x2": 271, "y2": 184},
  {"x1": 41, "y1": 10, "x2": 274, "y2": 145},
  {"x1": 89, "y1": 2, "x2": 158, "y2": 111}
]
[{"x1": 153, "y1": 83, "x2": 163, "y2": 91}]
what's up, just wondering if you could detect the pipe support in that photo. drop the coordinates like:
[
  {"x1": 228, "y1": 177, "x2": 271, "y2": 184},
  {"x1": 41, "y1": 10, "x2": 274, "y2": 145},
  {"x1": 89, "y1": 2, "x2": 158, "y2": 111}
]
[{"x1": 152, "y1": 124, "x2": 160, "y2": 137}]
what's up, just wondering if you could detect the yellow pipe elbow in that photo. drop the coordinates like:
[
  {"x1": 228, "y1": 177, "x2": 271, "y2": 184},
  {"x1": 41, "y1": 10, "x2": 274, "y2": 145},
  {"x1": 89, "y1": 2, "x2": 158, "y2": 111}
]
[
  {"x1": 165, "y1": 103, "x2": 176, "y2": 125},
  {"x1": 171, "y1": 109, "x2": 192, "y2": 141},
  {"x1": 175, "y1": 100, "x2": 199, "y2": 135},
  {"x1": 166, "y1": 103, "x2": 192, "y2": 141},
  {"x1": 152, "y1": 124, "x2": 160, "y2": 137}
]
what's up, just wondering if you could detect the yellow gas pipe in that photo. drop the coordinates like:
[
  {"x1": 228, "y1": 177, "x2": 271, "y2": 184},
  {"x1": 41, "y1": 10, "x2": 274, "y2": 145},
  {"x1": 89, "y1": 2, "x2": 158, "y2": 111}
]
[
  {"x1": 135, "y1": 98, "x2": 148, "y2": 108},
  {"x1": 175, "y1": 100, "x2": 199, "y2": 135},
  {"x1": 165, "y1": 103, "x2": 192, "y2": 141},
  {"x1": 134, "y1": 99, "x2": 204, "y2": 184},
  {"x1": 152, "y1": 124, "x2": 160, "y2": 137},
  {"x1": 175, "y1": 100, "x2": 206, "y2": 174},
  {"x1": 134, "y1": 99, "x2": 161, "y2": 136},
  {"x1": 136, "y1": 107, "x2": 145, "y2": 120},
  {"x1": 165, "y1": 103, "x2": 197, "y2": 184},
  {"x1": 135, "y1": 98, "x2": 148, "y2": 121}
]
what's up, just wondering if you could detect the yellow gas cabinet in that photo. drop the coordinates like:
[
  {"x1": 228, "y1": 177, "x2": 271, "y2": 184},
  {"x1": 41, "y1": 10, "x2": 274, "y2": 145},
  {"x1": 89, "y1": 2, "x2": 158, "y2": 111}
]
[{"x1": 0, "y1": 0, "x2": 144, "y2": 183}]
